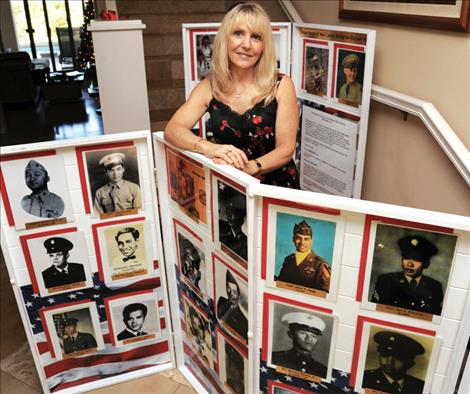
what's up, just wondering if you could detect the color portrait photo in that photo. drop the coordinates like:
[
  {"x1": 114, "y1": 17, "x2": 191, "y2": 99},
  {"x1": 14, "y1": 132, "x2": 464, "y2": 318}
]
[
  {"x1": 334, "y1": 48, "x2": 365, "y2": 108},
  {"x1": 303, "y1": 44, "x2": 329, "y2": 97}
]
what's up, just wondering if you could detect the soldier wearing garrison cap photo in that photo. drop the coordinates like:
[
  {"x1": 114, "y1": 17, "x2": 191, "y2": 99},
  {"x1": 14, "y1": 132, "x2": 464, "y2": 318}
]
[
  {"x1": 41, "y1": 237, "x2": 86, "y2": 289},
  {"x1": 276, "y1": 220, "x2": 331, "y2": 292},
  {"x1": 21, "y1": 159, "x2": 64, "y2": 218},
  {"x1": 93, "y1": 152, "x2": 142, "y2": 215},
  {"x1": 371, "y1": 235, "x2": 443, "y2": 315},
  {"x1": 338, "y1": 52, "x2": 362, "y2": 107},
  {"x1": 60, "y1": 316, "x2": 98, "y2": 355},
  {"x1": 362, "y1": 330, "x2": 426, "y2": 394},
  {"x1": 271, "y1": 312, "x2": 328, "y2": 378}
]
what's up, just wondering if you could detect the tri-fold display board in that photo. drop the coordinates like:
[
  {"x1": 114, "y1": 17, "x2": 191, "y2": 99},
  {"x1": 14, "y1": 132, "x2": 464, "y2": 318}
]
[
  {"x1": 182, "y1": 22, "x2": 375, "y2": 198},
  {"x1": 2, "y1": 130, "x2": 469, "y2": 394}
]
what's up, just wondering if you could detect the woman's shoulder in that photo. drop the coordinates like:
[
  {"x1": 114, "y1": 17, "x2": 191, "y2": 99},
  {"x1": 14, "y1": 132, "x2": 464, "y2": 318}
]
[
  {"x1": 275, "y1": 73, "x2": 295, "y2": 99},
  {"x1": 188, "y1": 78, "x2": 212, "y2": 106}
]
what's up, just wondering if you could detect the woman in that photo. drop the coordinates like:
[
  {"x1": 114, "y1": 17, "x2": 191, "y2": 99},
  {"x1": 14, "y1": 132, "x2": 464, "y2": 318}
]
[{"x1": 165, "y1": 2, "x2": 299, "y2": 188}]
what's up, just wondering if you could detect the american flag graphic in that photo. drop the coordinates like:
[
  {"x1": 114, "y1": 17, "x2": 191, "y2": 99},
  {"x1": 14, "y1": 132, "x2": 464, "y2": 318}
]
[{"x1": 21, "y1": 272, "x2": 171, "y2": 392}]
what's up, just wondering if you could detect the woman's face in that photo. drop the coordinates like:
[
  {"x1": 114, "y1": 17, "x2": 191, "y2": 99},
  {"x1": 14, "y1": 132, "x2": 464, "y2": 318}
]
[{"x1": 227, "y1": 24, "x2": 264, "y2": 70}]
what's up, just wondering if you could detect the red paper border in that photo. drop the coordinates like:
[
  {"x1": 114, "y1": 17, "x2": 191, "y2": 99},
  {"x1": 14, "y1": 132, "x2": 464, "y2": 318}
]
[
  {"x1": 268, "y1": 380, "x2": 307, "y2": 394},
  {"x1": 75, "y1": 141, "x2": 135, "y2": 214},
  {"x1": 301, "y1": 39, "x2": 328, "y2": 90},
  {"x1": 260, "y1": 197, "x2": 341, "y2": 280},
  {"x1": 349, "y1": 315, "x2": 436, "y2": 387},
  {"x1": 331, "y1": 43, "x2": 365, "y2": 99},
  {"x1": 91, "y1": 216, "x2": 146, "y2": 282},
  {"x1": 188, "y1": 28, "x2": 219, "y2": 82},
  {"x1": 355, "y1": 214, "x2": 454, "y2": 301},
  {"x1": 261, "y1": 292, "x2": 333, "y2": 361}
]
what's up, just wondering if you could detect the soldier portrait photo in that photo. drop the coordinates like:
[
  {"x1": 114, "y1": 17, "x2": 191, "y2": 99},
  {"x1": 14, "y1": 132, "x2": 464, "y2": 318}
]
[
  {"x1": 303, "y1": 45, "x2": 328, "y2": 97},
  {"x1": 367, "y1": 223, "x2": 458, "y2": 316},
  {"x1": 335, "y1": 49, "x2": 365, "y2": 108},
  {"x1": 269, "y1": 302, "x2": 335, "y2": 379},
  {"x1": 177, "y1": 230, "x2": 206, "y2": 298},
  {"x1": 274, "y1": 212, "x2": 336, "y2": 296},
  {"x1": 84, "y1": 146, "x2": 142, "y2": 217},
  {"x1": 361, "y1": 326, "x2": 435, "y2": 394}
]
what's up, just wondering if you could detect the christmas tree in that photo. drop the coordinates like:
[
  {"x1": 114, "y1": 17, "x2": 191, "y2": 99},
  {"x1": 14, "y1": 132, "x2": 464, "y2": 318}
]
[{"x1": 76, "y1": 0, "x2": 95, "y2": 69}]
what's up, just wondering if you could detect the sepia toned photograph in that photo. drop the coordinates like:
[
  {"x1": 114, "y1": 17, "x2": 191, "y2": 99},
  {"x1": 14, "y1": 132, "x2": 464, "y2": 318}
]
[
  {"x1": 21, "y1": 229, "x2": 93, "y2": 297},
  {"x1": 334, "y1": 48, "x2": 366, "y2": 108},
  {"x1": 364, "y1": 222, "x2": 458, "y2": 318},
  {"x1": 214, "y1": 254, "x2": 248, "y2": 344},
  {"x1": 303, "y1": 44, "x2": 328, "y2": 97},
  {"x1": 105, "y1": 291, "x2": 161, "y2": 347},
  {"x1": 194, "y1": 32, "x2": 215, "y2": 81},
  {"x1": 83, "y1": 146, "x2": 142, "y2": 218},
  {"x1": 1, "y1": 153, "x2": 74, "y2": 230},
  {"x1": 166, "y1": 147, "x2": 207, "y2": 224}
]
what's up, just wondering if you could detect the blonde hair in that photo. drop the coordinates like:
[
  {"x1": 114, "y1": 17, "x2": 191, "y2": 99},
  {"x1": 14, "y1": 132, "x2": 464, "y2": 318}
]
[{"x1": 210, "y1": 2, "x2": 278, "y2": 105}]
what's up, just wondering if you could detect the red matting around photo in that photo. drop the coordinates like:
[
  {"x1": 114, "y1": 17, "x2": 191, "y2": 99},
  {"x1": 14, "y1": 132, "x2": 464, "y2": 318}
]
[
  {"x1": 268, "y1": 379, "x2": 306, "y2": 394},
  {"x1": 91, "y1": 216, "x2": 146, "y2": 282},
  {"x1": 75, "y1": 141, "x2": 135, "y2": 214},
  {"x1": 355, "y1": 214, "x2": 454, "y2": 302},
  {"x1": 20, "y1": 227, "x2": 78, "y2": 294},
  {"x1": 215, "y1": 326, "x2": 248, "y2": 377},
  {"x1": 301, "y1": 39, "x2": 328, "y2": 90},
  {"x1": 0, "y1": 149, "x2": 56, "y2": 226},
  {"x1": 260, "y1": 197, "x2": 341, "y2": 280},
  {"x1": 330, "y1": 43, "x2": 365, "y2": 99},
  {"x1": 261, "y1": 292, "x2": 333, "y2": 361},
  {"x1": 349, "y1": 315, "x2": 436, "y2": 387},
  {"x1": 188, "y1": 28, "x2": 219, "y2": 82}
]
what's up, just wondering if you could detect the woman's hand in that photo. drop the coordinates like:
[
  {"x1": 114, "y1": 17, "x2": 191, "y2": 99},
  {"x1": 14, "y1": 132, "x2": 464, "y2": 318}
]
[{"x1": 203, "y1": 143, "x2": 248, "y2": 170}]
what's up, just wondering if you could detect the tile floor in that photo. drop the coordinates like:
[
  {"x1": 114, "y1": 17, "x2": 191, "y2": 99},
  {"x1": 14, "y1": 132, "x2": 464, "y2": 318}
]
[{"x1": 0, "y1": 252, "x2": 196, "y2": 394}]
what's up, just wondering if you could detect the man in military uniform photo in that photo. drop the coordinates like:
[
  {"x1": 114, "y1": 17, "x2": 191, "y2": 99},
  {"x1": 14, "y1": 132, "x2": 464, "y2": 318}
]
[
  {"x1": 21, "y1": 159, "x2": 64, "y2": 218},
  {"x1": 117, "y1": 303, "x2": 148, "y2": 340},
  {"x1": 371, "y1": 235, "x2": 443, "y2": 315},
  {"x1": 93, "y1": 152, "x2": 141, "y2": 214},
  {"x1": 41, "y1": 237, "x2": 86, "y2": 289},
  {"x1": 61, "y1": 317, "x2": 97, "y2": 355},
  {"x1": 362, "y1": 331, "x2": 426, "y2": 394},
  {"x1": 338, "y1": 53, "x2": 362, "y2": 107},
  {"x1": 271, "y1": 312, "x2": 328, "y2": 378},
  {"x1": 276, "y1": 220, "x2": 331, "y2": 293}
]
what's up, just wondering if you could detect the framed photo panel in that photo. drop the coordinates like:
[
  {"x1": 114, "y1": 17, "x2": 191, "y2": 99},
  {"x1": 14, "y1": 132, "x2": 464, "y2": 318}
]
[
  {"x1": 351, "y1": 316, "x2": 440, "y2": 394},
  {"x1": 213, "y1": 253, "x2": 248, "y2": 345},
  {"x1": 174, "y1": 218, "x2": 208, "y2": 300},
  {"x1": 216, "y1": 327, "x2": 248, "y2": 394},
  {"x1": 105, "y1": 290, "x2": 161, "y2": 348},
  {"x1": 182, "y1": 293, "x2": 214, "y2": 370},
  {"x1": 165, "y1": 146, "x2": 208, "y2": 225},
  {"x1": 39, "y1": 300, "x2": 104, "y2": 360},
  {"x1": 76, "y1": 142, "x2": 143, "y2": 219},
  {"x1": 0, "y1": 150, "x2": 74, "y2": 230},
  {"x1": 211, "y1": 172, "x2": 248, "y2": 271},
  {"x1": 262, "y1": 197, "x2": 344, "y2": 301},
  {"x1": 20, "y1": 227, "x2": 93, "y2": 297},
  {"x1": 358, "y1": 215, "x2": 458, "y2": 322},
  {"x1": 92, "y1": 217, "x2": 154, "y2": 284},
  {"x1": 263, "y1": 293, "x2": 337, "y2": 382}
]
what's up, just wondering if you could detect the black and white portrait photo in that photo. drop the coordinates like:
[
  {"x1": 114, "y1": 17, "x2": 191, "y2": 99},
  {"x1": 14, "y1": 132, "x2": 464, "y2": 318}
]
[
  {"x1": 216, "y1": 329, "x2": 247, "y2": 394},
  {"x1": 364, "y1": 222, "x2": 458, "y2": 317},
  {"x1": 267, "y1": 300, "x2": 336, "y2": 380},
  {"x1": 106, "y1": 291, "x2": 161, "y2": 347},
  {"x1": 1, "y1": 153, "x2": 73, "y2": 229},
  {"x1": 83, "y1": 146, "x2": 142, "y2": 217},
  {"x1": 22, "y1": 230, "x2": 93, "y2": 297},
  {"x1": 214, "y1": 178, "x2": 247, "y2": 266},
  {"x1": 195, "y1": 33, "x2": 215, "y2": 80},
  {"x1": 214, "y1": 255, "x2": 248, "y2": 343}
]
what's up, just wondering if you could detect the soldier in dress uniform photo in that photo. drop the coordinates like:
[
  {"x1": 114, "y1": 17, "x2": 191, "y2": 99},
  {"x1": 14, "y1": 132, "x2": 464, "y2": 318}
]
[
  {"x1": 117, "y1": 303, "x2": 148, "y2": 340},
  {"x1": 41, "y1": 237, "x2": 86, "y2": 289},
  {"x1": 362, "y1": 331, "x2": 426, "y2": 394},
  {"x1": 371, "y1": 235, "x2": 443, "y2": 315},
  {"x1": 337, "y1": 53, "x2": 363, "y2": 107},
  {"x1": 93, "y1": 152, "x2": 142, "y2": 215},
  {"x1": 60, "y1": 317, "x2": 97, "y2": 355},
  {"x1": 21, "y1": 159, "x2": 64, "y2": 218},
  {"x1": 276, "y1": 220, "x2": 331, "y2": 293},
  {"x1": 271, "y1": 312, "x2": 328, "y2": 378}
]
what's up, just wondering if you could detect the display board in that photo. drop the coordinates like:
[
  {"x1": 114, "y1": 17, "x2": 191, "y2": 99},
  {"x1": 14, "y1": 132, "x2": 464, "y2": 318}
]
[{"x1": 0, "y1": 131, "x2": 173, "y2": 393}]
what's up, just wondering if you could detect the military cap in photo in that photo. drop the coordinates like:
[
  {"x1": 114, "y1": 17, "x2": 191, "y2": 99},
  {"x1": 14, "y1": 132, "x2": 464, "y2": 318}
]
[
  {"x1": 293, "y1": 220, "x2": 312, "y2": 237},
  {"x1": 43, "y1": 237, "x2": 74, "y2": 253},
  {"x1": 281, "y1": 312, "x2": 325, "y2": 335},
  {"x1": 25, "y1": 159, "x2": 47, "y2": 173},
  {"x1": 99, "y1": 152, "x2": 126, "y2": 168},
  {"x1": 62, "y1": 317, "x2": 79, "y2": 326},
  {"x1": 226, "y1": 269, "x2": 238, "y2": 285},
  {"x1": 342, "y1": 53, "x2": 359, "y2": 68},
  {"x1": 397, "y1": 235, "x2": 438, "y2": 267},
  {"x1": 374, "y1": 331, "x2": 425, "y2": 360}
]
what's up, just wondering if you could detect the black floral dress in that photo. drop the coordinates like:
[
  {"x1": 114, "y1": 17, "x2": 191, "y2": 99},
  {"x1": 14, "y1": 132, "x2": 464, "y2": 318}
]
[{"x1": 206, "y1": 97, "x2": 299, "y2": 189}]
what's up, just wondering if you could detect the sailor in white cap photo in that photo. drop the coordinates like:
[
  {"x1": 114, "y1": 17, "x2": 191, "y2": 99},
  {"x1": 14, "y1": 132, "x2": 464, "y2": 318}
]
[
  {"x1": 271, "y1": 310, "x2": 328, "y2": 378},
  {"x1": 93, "y1": 151, "x2": 142, "y2": 214}
]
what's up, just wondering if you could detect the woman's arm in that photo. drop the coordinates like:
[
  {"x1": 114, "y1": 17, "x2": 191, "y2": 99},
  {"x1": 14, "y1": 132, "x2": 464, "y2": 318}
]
[
  {"x1": 244, "y1": 75, "x2": 299, "y2": 176},
  {"x1": 164, "y1": 79, "x2": 248, "y2": 169}
]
